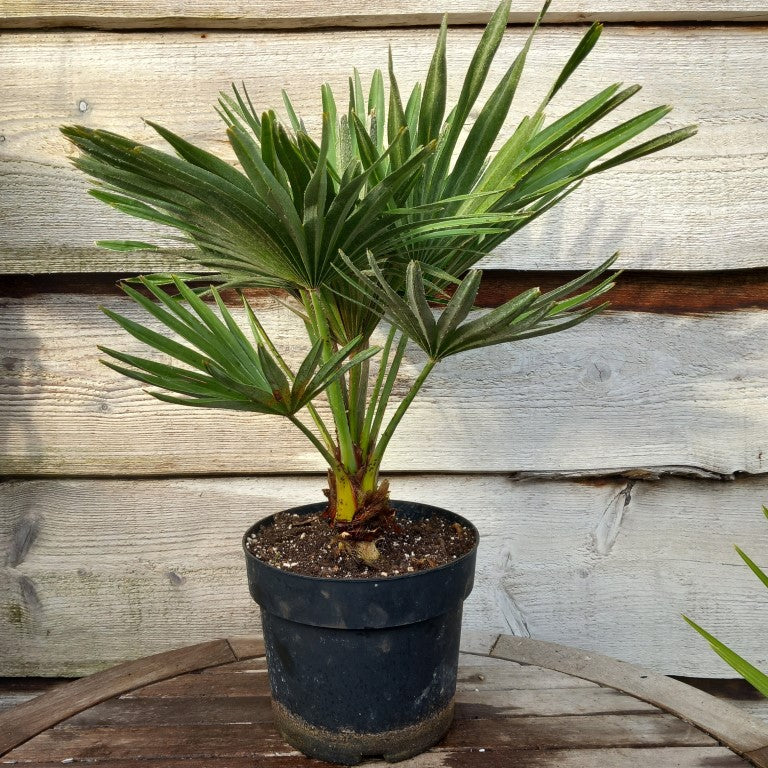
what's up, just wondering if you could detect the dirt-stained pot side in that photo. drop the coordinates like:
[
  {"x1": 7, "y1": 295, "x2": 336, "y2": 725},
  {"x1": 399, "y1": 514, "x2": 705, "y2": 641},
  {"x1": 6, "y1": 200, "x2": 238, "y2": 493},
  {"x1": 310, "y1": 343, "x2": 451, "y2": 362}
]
[{"x1": 242, "y1": 500, "x2": 479, "y2": 764}]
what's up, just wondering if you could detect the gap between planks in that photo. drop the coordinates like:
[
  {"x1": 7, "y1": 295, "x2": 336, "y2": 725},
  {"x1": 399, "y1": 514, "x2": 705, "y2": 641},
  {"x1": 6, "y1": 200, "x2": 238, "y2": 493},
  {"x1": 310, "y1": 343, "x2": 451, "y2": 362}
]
[{"x1": 5, "y1": 269, "x2": 768, "y2": 315}]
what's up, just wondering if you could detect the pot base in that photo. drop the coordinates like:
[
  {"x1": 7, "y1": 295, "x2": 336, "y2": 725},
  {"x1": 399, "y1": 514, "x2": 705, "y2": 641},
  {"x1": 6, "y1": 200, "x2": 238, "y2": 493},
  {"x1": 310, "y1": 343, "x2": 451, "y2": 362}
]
[{"x1": 272, "y1": 697, "x2": 455, "y2": 765}]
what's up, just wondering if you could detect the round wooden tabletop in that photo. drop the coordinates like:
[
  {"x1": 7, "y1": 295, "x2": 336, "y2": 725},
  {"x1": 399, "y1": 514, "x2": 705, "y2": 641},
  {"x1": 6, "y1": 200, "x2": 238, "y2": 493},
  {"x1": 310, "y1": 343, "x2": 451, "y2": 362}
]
[{"x1": 2, "y1": 634, "x2": 768, "y2": 767}]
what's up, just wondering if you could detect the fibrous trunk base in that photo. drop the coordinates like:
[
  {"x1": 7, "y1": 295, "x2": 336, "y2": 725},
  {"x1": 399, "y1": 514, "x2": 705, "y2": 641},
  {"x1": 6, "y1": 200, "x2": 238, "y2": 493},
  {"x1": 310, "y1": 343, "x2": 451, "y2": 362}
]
[
  {"x1": 324, "y1": 470, "x2": 393, "y2": 534},
  {"x1": 272, "y1": 697, "x2": 454, "y2": 765}
]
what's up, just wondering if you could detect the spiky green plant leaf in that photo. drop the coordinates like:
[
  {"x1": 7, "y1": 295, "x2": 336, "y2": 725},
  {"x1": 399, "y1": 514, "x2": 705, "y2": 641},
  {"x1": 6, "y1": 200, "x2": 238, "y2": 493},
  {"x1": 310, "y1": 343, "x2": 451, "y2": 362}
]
[
  {"x1": 684, "y1": 616, "x2": 768, "y2": 698},
  {"x1": 684, "y1": 505, "x2": 768, "y2": 697}
]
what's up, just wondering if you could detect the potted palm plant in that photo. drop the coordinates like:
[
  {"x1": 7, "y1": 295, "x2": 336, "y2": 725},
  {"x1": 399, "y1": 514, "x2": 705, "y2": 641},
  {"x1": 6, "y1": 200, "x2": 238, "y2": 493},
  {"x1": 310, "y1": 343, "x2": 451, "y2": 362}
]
[{"x1": 61, "y1": 1, "x2": 696, "y2": 763}]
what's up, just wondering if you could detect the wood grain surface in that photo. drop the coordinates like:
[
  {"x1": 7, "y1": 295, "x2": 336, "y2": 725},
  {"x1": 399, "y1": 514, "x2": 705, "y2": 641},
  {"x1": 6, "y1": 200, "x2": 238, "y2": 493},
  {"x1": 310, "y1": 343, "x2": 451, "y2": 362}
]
[
  {"x1": 490, "y1": 635, "x2": 768, "y2": 764},
  {"x1": 0, "y1": 751, "x2": 749, "y2": 767},
  {"x1": 3, "y1": 474, "x2": 768, "y2": 677},
  {"x1": 0, "y1": 638, "x2": 263, "y2": 756},
  {"x1": 0, "y1": 26, "x2": 761, "y2": 273},
  {"x1": 2, "y1": 638, "x2": 763, "y2": 767},
  {"x1": 2, "y1": 293, "x2": 766, "y2": 476},
  {"x1": 685, "y1": 678, "x2": 768, "y2": 725},
  {"x1": 3, "y1": 1, "x2": 767, "y2": 29}
]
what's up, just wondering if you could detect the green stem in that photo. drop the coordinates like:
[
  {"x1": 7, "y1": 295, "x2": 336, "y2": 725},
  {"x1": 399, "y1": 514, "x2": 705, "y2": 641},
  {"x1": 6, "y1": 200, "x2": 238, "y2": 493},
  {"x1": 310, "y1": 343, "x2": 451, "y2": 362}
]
[
  {"x1": 360, "y1": 325, "x2": 396, "y2": 456},
  {"x1": 305, "y1": 405, "x2": 335, "y2": 453},
  {"x1": 248, "y1": 300, "x2": 335, "y2": 450},
  {"x1": 288, "y1": 415, "x2": 341, "y2": 470},
  {"x1": 355, "y1": 354, "x2": 370, "y2": 443},
  {"x1": 309, "y1": 289, "x2": 357, "y2": 472},
  {"x1": 367, "y1": 332, "x2": 408, "y2": 457},
  {"x1": 347, "y1": 340, "x2": 367, "y2": 444},
  {"x1": 369, "y1": 357, "x2": 437, "y2": 475}
]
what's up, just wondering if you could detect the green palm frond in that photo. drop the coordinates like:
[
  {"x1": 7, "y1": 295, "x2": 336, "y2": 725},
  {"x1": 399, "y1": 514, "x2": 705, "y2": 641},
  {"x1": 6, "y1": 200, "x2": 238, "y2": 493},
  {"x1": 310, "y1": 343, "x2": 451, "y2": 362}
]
[
  {"x1": 62, "y1": 1, "x2": 695, "y2": 343},
  {"x1": 337, "y1": 251, "x2": 618, "y2": 360},
  {"x1": 62, "y1": 0, "x2": 697, "y2": 523},
  {"x1": 100, "y1": 278, "x2": 378, "y2": 421}
]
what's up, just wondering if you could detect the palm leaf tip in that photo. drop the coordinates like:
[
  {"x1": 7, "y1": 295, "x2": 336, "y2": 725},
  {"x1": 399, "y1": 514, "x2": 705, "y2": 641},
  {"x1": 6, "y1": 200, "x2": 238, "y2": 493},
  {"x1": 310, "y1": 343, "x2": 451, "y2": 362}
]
[
  {"x1": 734, "y1": 545, "x2": 768, "y2": 590},
  {"x1": 685, "y1": 614, "x2": 768, "y2": 698}
]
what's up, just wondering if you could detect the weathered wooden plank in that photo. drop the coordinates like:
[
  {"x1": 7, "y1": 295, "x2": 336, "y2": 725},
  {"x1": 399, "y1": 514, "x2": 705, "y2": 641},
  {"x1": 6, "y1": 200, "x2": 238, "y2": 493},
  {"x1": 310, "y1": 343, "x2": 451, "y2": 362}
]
[
  {"x1": 65, "y1": 688, "x2": 654, "y2": 728},
  {"x1": 455, "y1": 689, "x2": 656, "y2": 718},
  {"x1": 442, "y1": 714, "x2": 714, "y2": 748},
  {"x1": 456, "y1": 659, "x2": 596, "y2": 691},
  {"x1": 1, "y1": 26, "x2": 762, "y2": 273},
  {"x1": 0, "y1": 640, "x2": 240, "y2": 757},
  {"x1": 722, "y1": 701, "x2": 768, "y2": 728},
  {"x1": 3, "y1": 294, "x2": 768, "y2": 476},
  {"x1": 66, "y1": 695, "x2": 274, "y2": 726},
  {"x1": 0, "y1": 749, "x2": 749, "y2": 768},
  {"x1": 4, "y1": 714, "x2": 714, "y2": 761},
  {"x1": 456, "y1": 630, "x2": 502, "y2": 657},
  {"x1": 125, "y1": 659, "x2": 596, "y2": 697},
  {"x1": 685, "y1": 678, "x2": 768, "y2": 725},
  {"x1": 0, "y1": 679, "x2": 67, "y2": 714},
  {"x1": 2, "y1": 2, "x2": 767, "y2": 29},
  {"x1": 225, "y1": 636, "x2": 265, "y2": 661},
  {"x1": 491, "y1": 636, "x2": 768, "y2": 765},
  {"x1": 482, "y1": 475, "x2": 768, "y2": 677},
  {"x1": 3, "y1": 475, "x2": 768, "y2": 676}
]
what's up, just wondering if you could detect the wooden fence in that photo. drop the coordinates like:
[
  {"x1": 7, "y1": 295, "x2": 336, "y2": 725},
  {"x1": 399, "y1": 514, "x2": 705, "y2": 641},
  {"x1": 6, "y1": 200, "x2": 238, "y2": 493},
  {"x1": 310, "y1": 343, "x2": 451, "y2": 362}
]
[{"x1": 1, "y1": 1, "x2": 767, "y2": 677}]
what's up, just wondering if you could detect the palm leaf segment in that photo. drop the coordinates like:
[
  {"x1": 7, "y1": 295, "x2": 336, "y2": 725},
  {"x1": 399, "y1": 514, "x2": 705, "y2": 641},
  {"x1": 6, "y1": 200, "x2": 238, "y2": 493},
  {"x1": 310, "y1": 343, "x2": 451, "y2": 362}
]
[
  {"x1": 100, "y1": 276, "x2": 377, "y2": 417},
  {"x1": 340, "y1": 250, "x2": 619, "y2": 360}
]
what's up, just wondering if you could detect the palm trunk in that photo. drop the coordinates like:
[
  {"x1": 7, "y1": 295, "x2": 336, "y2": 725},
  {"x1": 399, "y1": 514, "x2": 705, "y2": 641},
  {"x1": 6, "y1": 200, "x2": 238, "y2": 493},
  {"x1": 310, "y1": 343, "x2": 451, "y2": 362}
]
[{"x1": 326, "y1": 462, "x2": 387, "y2": 524}]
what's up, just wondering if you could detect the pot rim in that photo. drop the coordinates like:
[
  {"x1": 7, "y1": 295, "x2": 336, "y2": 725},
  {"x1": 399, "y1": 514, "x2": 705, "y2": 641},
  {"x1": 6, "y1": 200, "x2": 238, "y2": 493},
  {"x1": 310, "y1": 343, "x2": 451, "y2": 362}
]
[{"x1": 242, "y1": 498, "x2": 479, "y2": 585}]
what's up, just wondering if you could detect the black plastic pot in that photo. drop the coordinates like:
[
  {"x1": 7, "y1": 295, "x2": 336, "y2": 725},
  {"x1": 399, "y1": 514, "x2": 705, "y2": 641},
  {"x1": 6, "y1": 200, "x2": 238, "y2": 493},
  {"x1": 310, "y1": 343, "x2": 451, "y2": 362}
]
[{"x1": 242, "y1": 499, "x2": 478, "y2": 765}]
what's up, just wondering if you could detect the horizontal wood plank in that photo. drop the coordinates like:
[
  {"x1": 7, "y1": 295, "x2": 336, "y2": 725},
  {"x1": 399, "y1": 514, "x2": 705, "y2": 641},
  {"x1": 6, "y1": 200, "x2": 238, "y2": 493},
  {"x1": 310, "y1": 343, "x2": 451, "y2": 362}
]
[
  {"x1": 1, "y1": 26, "x2": 763, "y2": 272},
  {"x1": 2, "y1": 293, "x2": 767, "y2": 476},
  {"x1": 0, "y1": 679, "x2": 67, "y2": 715},
  {"x1": 5, "y1": 715, "x2": 714, "y2": 761},
  {"x1": 64, "y1": 689, "x2": 655, "y2": 728},
  {"x1": 3, "y1": 2, "x2": 767, "y2": 30},
  {"x1": 0, "y1": 749, "x2": 750, "y2": 768},
  {"x1": 125, "y1": 660, "x2": 597, "y2": 697},
  {"x1": 2, "y1": 475, "x2": 768, "y2": 676}
]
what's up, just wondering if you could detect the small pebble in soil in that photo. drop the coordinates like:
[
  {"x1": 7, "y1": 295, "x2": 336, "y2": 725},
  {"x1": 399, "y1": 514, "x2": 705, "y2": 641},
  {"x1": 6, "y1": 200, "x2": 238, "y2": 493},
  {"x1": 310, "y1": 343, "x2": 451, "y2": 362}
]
[{"x1": 247, "y1": 510, "x2": 475, "y2": 579}]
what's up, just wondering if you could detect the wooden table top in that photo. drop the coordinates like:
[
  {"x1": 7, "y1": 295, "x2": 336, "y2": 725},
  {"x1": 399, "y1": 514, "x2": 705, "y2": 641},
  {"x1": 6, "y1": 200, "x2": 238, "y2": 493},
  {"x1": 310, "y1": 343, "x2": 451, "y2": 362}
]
[{"x1": 2, "y1": 634, "x2": 768, "y2": 767}]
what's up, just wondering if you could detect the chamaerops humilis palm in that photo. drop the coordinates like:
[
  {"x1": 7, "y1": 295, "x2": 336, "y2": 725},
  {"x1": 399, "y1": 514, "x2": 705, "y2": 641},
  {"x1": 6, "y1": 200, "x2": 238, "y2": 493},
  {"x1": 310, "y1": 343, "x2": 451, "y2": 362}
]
[{"x1": 62, "y1": 1, "x2": 696, "y2": 537}]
